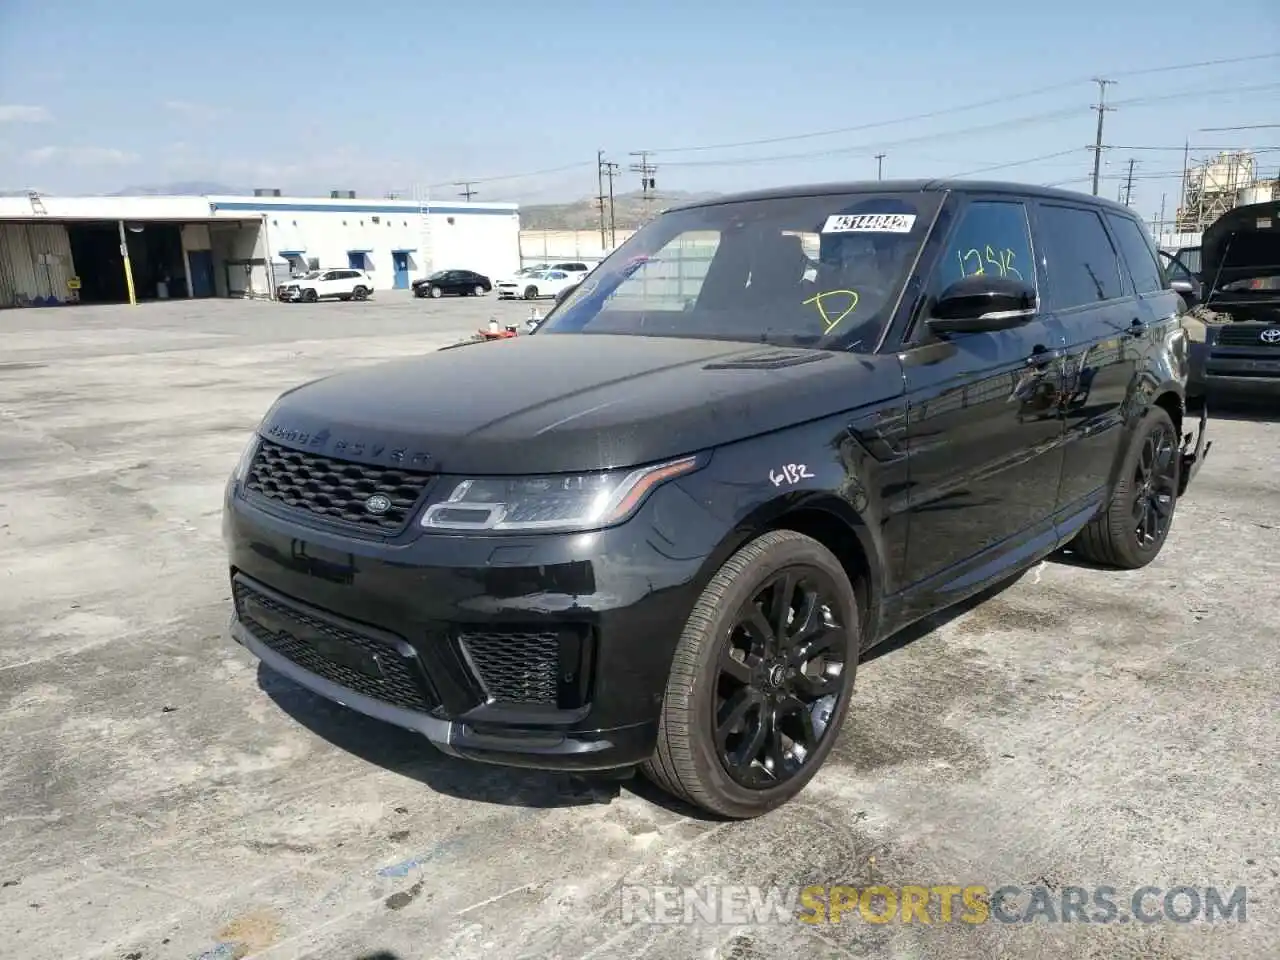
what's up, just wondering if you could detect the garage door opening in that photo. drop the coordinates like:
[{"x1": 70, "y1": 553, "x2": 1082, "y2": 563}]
[{"x1": 66, "y1": 221, "x2": 187, "y2": 303}]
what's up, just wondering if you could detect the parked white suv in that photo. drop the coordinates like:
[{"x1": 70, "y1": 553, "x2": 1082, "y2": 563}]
[{"x1": 278, "y1": 269, "x2": 374, "y2": 302}]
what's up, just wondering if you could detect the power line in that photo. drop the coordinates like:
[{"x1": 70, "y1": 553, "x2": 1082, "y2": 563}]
[
  {"x1": 648, "y1": 82, "x2": 1280, "y2": 173},
  {"x1": 948, "y1": 148, "x2": 1084, "y2": 179},
  {"x1": 644, "y1": 52, "x2": 1280, "y2": 155},
  {"x1": 425, "y1": 160, "x2": 594, "y2": 191}
]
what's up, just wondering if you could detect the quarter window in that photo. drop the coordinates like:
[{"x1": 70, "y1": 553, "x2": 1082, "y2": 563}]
[
  {"x1": 1038, "y1": 204, "x2": 1123, "y2": 308},
  {"x1": 1107, "y1": 213, "x2": 1164, "y2": 295},
  {"x1": 933, "y1": 200, "x2": 1036, "y2": 294}
]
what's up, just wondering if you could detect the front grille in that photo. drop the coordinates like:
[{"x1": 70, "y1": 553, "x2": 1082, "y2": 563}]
[
  {"x1": 245, "y1": 439, "x2": 433, "y2": 533},
  {"x1": 1217, "y1": 324, "x2": 1280, "y2": 347},
  {"x1": 234, "y1": 579, "x2": 435, "y2": 714},
  {"x1": 458, "y1": 629, "x2": 561, "y2": 705}
]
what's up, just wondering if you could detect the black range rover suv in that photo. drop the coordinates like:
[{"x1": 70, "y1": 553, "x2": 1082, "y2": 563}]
[{"x1": 224, "y1": 180, "x2": 1209, "y2": 819}]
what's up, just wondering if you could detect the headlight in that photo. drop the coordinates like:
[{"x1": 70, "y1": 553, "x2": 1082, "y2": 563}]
[
  {"x1": 233, "y1": 433, "x2": 261, "y2": 483},
  {"x1": 1181, "y1": 315, "x2": 1207, "y2": 343},
  {"x1": 419, "y1": 456, "x2": 699, "y2": 533}
]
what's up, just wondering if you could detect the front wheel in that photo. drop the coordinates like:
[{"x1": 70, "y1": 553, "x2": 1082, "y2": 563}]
[
  {"x1": 302, "y1": 288, "x2": 318, "y2": 303},
  {"x1": 1071, "y1": 405, "x2": 1181, "y2": 569},
  {"x1": 523, "y1": 285, "x2": 539, "y2": 300},
  {"x1": 642, "y1": 530, "x2": 859, "y2": 819},
  {"x1": 430, "y1": 286, "x2": 443, "y2": 299}
]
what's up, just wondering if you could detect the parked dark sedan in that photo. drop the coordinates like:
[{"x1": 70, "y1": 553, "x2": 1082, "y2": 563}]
[
  {"x1": 412, "y1": 269, "x2": 492, "y2": 298},
  {"x1": 224, "y1": 179, "x2": 1208, "y2": 819}
]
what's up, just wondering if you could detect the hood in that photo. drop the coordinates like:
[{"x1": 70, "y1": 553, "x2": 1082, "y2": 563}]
[
  {"x1": 1201, "y1": 198, "x2": 1280, "y2": 291},
  {"x1": 258, "y1": 334, "x2": 902, "y2": 475}
]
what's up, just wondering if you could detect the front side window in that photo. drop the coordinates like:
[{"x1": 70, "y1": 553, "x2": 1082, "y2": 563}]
[
  {"x1": 1107, "y1": 213, "x2": 1164, "y2": 295},
  {"x1": 932, "y1": 199, "x2": 1036, "y2": 294},
  {"x1": 1038, "y1": 204, "x2": 1124, "y2": 309},
  {"x1": 539, "y1": 191, "x2": 943, "y2": 351}
]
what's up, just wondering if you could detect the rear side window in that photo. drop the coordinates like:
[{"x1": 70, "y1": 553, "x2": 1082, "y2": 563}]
[
  {"x1": 933, "y1": 200, "x2": 1036, "y2": 294},
  {"x1": 1038, "y1": 204, "x2": 1123, "y2": 308},
  {"x1": 1107, "y1": 214, "x2": 1164, "y2": 294}
]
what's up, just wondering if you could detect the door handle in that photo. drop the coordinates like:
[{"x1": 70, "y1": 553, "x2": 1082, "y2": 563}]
[
  {"x1": 1025, "y1": 347, "x2": 1064, "y2": 368},
  {"x1": 1128, "y1": 318, "x2": 1148, "y2": 337}
]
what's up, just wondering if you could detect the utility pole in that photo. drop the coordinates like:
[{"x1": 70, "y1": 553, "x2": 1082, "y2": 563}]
[
  {"x1": 456, "y1": 182, "x2": 477, "y2": 201},
  {"x1": 603, "y1": 159, "x2": 620, "y2": 249},
  {"x1": 1177, "y1": 139, "x2": 1190, "y2": 231},
  {"x1": 596, "y1": 150, "x2": 607, "y2": 251},
  {"x1": 1089, "y1": 78, "x2": 1116, "y2": 197},
  {"x1": 1122, "y1": 158, "x2": 1137, "y2": 206},
  {"x1": 1157, "y1": 192, "x2": 1167, "y2": 238},
  {"x1": 875, "y1": 153, "x2": 886, "y2": 180},
  {"x1": 629, "y1": 151, "x2": 658, "y2": 223}
]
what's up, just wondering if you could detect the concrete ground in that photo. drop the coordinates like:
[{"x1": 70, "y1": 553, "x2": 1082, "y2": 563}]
[{"x1": 0, "y1": 295, "x2": 1276, "y2": 960}]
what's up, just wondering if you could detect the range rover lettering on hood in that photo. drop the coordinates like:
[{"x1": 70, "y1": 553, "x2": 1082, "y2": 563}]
[{"x1": 262, "y1": 421, "x2": 433, "y2": 468}]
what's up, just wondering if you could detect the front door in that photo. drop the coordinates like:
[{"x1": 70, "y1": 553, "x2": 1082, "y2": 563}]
[
  {"x1": 1032, "y1": 202, "x2": 1140, "y2": 521},
  {"x1": 898, "y1": 196, "x2": 1067, "y2": 607},
  {"x1": 392, "y1": 253, "x2": 409, "y2": 289}
]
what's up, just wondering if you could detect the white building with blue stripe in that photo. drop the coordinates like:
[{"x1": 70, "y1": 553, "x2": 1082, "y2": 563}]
[{"x1": 0, "y1": 190, "x2": 521, "y2": 307}]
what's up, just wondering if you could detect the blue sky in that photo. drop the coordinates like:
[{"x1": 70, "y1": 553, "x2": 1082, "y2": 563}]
[{"x1": 1, "y1": 0, "x2": 1277, "y2": 224}]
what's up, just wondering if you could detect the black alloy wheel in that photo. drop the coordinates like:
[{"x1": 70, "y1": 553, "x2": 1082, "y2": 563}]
[
  {"x1": 1071, "y1": 404, "x2": 1181, "y2": 569},
  {"x1": 715, "y1": 567, "x2": 849, "y2": 789},
  {"x1": 1132, "y1": 418, "x2": 1178, "y2": 548},
  {"x1": 642, "y1": 529, "x2": 860, "y2": 819}
]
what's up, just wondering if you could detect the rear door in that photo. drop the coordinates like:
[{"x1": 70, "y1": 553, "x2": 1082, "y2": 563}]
[
  {"x1": 1031, "y1": 202, "x2": 1139, "y2": 521},
  {"x1": 897, "y1": 194, "x2": 1068, "y2": 600}
]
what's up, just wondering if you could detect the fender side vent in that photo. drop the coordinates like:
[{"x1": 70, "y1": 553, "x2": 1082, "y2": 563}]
[{"x1": 704, "y1": 350, "x2": 830, "y2": 370}]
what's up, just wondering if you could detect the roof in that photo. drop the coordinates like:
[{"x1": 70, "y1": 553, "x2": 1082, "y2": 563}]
[
  {"x1": 666, "y1": 179, "x2": 1138, "y2": 216},
  {"x1": 0, "y1": 193, "x2": 519, "y2": 223}
]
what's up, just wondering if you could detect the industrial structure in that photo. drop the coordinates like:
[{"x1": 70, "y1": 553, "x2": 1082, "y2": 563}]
[
  {"x1": 1156, "y1": 150, "x2": 1279, "y2": 254},
  {"x1": 0, "y1": 190, "x2": 520, "y2": 308}
]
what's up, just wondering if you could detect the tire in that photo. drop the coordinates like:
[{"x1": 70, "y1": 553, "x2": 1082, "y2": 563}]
[
  {"x1": 642, "y1": 529, "x2": 860, "y2": 819},
  {"x1": 430, "y1": 286, "x2": 443, "y2": 299},
  {"x1": 474, "y1": 285, "x2": 485, "y2": 297},
  {"x1": 1071, "y1": 405, "x2": 1180, "y2": 569},
  {"x1": 523, "y1": 285, "x2": 539, "y2": 300},
  {"x1": 302, "y1": 288, "x2": 318, "y2": 303},
  {"x1": 352, "y1": 286, "x2": 368, "y2": 301}
]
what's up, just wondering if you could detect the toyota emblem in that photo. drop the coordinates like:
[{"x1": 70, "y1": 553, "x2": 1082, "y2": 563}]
[
  {"x1": 364, "y1": 494, "x2": 392, "y2": 515},
  {"x1": 1261, "y1": 328, "x2": 1280, "y2": 344}
]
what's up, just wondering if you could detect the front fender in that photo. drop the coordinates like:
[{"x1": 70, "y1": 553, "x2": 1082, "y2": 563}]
[{"x1": 672, "y1": 414, "x2": 891, "y2": 634}]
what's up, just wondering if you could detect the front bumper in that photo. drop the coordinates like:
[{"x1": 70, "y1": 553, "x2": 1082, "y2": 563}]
[
  {"x1": 223, "y1": 483, "x2": 713, "y2": 771},
  {"x1": 1188, "y1": 339, "x2": 1280, "y2": 399}
]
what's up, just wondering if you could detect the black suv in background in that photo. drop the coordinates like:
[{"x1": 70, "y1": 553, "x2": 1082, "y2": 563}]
[
  {"x1": 1165, "y1": 198, "x2": 1280, "y2": 402},
  {"x1": 224, "y1": 180, "x2": 1208, "y2": 819}
]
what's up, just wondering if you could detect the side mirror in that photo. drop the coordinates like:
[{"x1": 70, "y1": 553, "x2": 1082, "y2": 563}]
[
  {"x1": 927, "y1": 275, "x2": 1038, "y2": 335},
  {"x1": 1170, "y1": 278, "x2": 1200, "y2": 306}
]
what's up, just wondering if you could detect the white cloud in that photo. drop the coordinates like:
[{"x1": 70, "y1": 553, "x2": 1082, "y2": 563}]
[
  {"x1": 163, "y1": 100, "x2": 228, "y2": 121},
  {"x1": 24, "y1": 146, "x2": 138, "y2": 166},
  {"x1": 0, "y1": 105, "x2": 52, "y2": 123}
]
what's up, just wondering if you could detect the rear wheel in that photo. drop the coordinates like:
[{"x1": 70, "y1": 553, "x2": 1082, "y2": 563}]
[
  {"x1": 474, "y1": 285, "x2": 485, "y2": 297},
  {"x1": 642, "y1": 530, "x2": 859, "y2": 819},
  {"x1": 352, "y1": 286, "x2": 369, "y2": 301},
  {"x1": 1071, "y1": 405, "x2": 1180, "y2": 569}
]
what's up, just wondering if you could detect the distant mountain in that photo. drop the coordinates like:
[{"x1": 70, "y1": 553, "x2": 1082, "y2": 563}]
[
  {"x1": 110, "y1": 180, "x2": 245, "y2": 196},
  {"x1": 519, "y1": 189, "x2": 721, "y2": 231}
]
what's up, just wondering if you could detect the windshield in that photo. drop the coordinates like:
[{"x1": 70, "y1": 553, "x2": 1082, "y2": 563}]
[
  {"x1": 427, "y1": 270, "x2": 449, "y2": 280},
  {"x1": 296, "y1": 271, "x2": 321, "y2": 280},
  {"x1": 536, "y1": 191, "x2": 941, "y2": 350}
]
